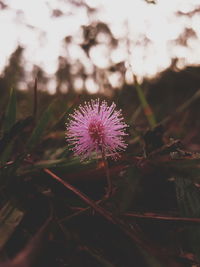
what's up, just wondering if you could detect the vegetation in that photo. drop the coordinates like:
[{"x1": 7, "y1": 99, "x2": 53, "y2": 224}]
[
  {"x1": 1, "y1": 62, "x2": 200, "y2": 267},
  {"x1": 1, "y1": 2, "x2": 200, "y2": 267}
]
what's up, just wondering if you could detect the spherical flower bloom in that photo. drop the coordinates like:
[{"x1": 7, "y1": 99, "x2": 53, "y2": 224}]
[{"x1": 66, "y1": 99, "x2": 128, "y2": 160}]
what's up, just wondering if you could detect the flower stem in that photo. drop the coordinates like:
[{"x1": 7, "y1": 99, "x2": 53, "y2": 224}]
[{"x1": 101, "y1": 149, "x2": 112, "y2": 197}]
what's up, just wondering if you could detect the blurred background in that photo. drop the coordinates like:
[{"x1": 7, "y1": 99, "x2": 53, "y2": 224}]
[{"x1": 1, "y1": 0, "x2": 200, "y2": 145}]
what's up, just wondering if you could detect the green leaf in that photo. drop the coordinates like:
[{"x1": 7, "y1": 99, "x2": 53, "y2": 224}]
[
  {"x1": 0, "y1": 102, "x2": 54, "y2": 177},
  {"x1": 18, "y1": 157, "x2": 95, "y2": 176},
  {"x1": 3, "y1": 88, "x2": 17, "y2": 133},
  {"x1": 25, "y1": 102, "x2": 54, "y2": 152}
]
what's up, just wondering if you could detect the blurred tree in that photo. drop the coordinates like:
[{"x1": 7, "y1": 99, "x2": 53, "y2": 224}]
[
  {"x1": 55, "y1": 56, "x2": 73, "y2": 95},
  {"x1": 1, "y1": 46, "x2": 24, "y2": 90},
  {"x1": 0, "y1": 0, "x2": 199, "y2": 138},
  {"x1": 176, "y1": 6, "x2": 200, "y2": 17},
  {"x1": 0, "y1": 46, "x2": 25, "y2": 109}
]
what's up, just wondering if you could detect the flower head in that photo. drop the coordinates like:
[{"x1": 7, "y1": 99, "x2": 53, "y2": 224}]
[{"x1": 66, "y1": 99, "x2": 128, "y2": 160}]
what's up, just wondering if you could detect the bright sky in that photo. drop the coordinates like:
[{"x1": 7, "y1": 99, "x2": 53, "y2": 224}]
[{"x1": 0, "y1": 0, "x2": 200, "y2": 93}]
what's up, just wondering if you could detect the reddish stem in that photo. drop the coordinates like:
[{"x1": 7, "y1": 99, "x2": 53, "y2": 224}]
[
  {"x1": 44, "y1": 168, "x2": 162, "y2": 258},
  {"x1": 124, "y1": 212, "x2": 200, "y2": 223},
  {"x1": 101, "y1": 149, "x2": 112, "y2": 197}
]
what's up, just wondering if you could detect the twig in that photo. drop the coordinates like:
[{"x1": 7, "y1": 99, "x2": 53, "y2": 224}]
[
  {"x1": 44, "y1": 168, "x2": 163, "y2": 258},
  {"x1": 59, "y1": 199, "x2": 104, "y2": 223},
  {"x1": 124, "y1": 212, "x2": 200, "y2": 223}
]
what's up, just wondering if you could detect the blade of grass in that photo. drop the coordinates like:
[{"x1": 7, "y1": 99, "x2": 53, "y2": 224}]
[
  {"x1": 33, "y1": 77, "x2": 38, "y2": 120},
  {"x1": 2, "y1": 102, "x2": 54, "y2": 177},
  {"x1": 134, "y1": 75, "x2": 156, "y2": 128},
  {"x1": 3, "y1": 88, "x2": 16, "y2": 133},
  {"x1": 18, "y1": 157, "x2": 95, "y2": 177},
  {"x1": 25, "y1": 102, "x2": 54, "y2": 151},
  {"x1": 125, "y1": 27, "x2": 156, "y2": 129}
]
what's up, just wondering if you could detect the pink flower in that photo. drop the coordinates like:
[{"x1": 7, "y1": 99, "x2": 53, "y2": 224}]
[{"x1": 66, "y1": 99, "x2": 128, "y2": 160}]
